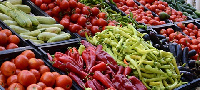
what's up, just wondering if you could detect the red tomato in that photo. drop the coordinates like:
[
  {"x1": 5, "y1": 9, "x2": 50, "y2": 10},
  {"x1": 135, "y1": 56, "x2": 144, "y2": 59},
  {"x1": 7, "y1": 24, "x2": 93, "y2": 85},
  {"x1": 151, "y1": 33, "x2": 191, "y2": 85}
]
[
  {"x1": 52, "y1": 6, "x2": 61, "y2": 16},
  {"x1": 166, "y1": 28, "x2": 174, "y2": 35},
  {"x1": 14, "y1": 55, "x2": 29, "y2": 70},
  {"x1": 7, "y1": 75, "x2": 17, "y2": 86},
  {"x1": 35, "y1": 0, "x2": 43, "y2": 6},
  {"x1": 0, "y1": 32, "x2": 7, "y2": 46},
  {"x1": 77, "y1": 16, "x2": 87, "y2": 26},
  {"x1": 60, "y1": 0, "x2": 69, "y2": 10},
  {"x1": 30, "y1": 69, "x2": 40, "y2": 82},
  {"x1": 98, "y1": 12, "x2": 107, "y2": 19},
  {"x1": 70, "y1": 14, "x2": 80, "y2": 22},
  {"x1": 40, "y1": 72, "x2": 56, "y2": 87},
  {"x1": 91, "y1": 7, "x2": 99, "y2": 16},
  {"x1": 81, "y1": 7, "x2": 90, "y2": 15},
  {"x1": 28, "y1": 58, "x2": 41, "y2": 70},
  {"x1": 78, "y1": 29, "x2": 91, "y2": 37},
  {"x1": 179, "y1": 38, "x2": 187, "y2": 46},
  {"x1": 45, "y1": 10, "x2": 53, "y2": 16},
  {"x1": 21, "y1": 50, "x2": 35, "y2": 59},
  {"x1": 48, "y1": 3, "x2": 55, "y2": 9},
  {"x1": 40, "y1": 3, "x2": 48, "y2": 11},
  {"x1": 190, "y1": 45, "x2": 198, "y2": 51},
  {"x1": 56, "y1": 0, "x2": 61, "y2": 5},
  {"x1": 187, "y1": 23, "x2": 195, "y2": 29},
  {"x1": 74, "y1": 7, "x2": 81, "y2": 14},
  {"x1": 190, "y1": 32, "x2": 195, "y2": 36},
  {"x1": 42, "y1": 0, "x2": 51, "y2": 4},
  {"x1": 69, "y1": 24, "x2": 82, "y2": 33},
  {"x1": 126, "y1": 0, "x2": 135, "y2": 7},
  {"x1": 192, "y1": 39, "x2": 199, "y2": 45},
  {"x1": 55, "y1": 75, "x2": 72, "y2": 90},
  {"x1": 27, "y1": 84, "x2": 42, "y2": 90},
  {"x1": 0, "y1": 46, "x2": 5, "y2": 51},
  {"x1": 77, "y1": 2, "x2": 84, "y2": 9},
  {"x1": 108, "y1": 22, "x2": 116, "y2": 26},
  {"x1": 96, "y1": 18, "x2": 108, "y2": 27},
  {"x1": 145, "y1": 0, "x2": 154, "y2": 3},
  {"x1": 183, "y1": 30, "x2": 189, "y2": 35},
  {"x1": 18, "y1": 70, "x2": 37, "y2": 87},
  {"x1": 177, "y1": 34, "x2": 185, "y2": 40},
  {"x1": 169, "y1": 33, "x2": 177, "y2": 41},
  {"x1": 177, "y1": 23, "x2": 185, "y2": 30},
  {"x1": 8, "y1": 83, "x2": 25, "y2": 90},
  {"x1": 69, "y1": 0, "x2": 77, "y2": 8},
  {"x1": 158, "y1": 4, "x2": 165, "y2": 10},
  {"x1": 8, "y1": 35, "x2": 20, "y2": 45},
  {"x1": 6, "y1": 43, "x2": 18, "y2": 50},
  {"x1": 113, "y1": 0, "x2": 120, "y2": 3},
  {"x1": 91, "y1": 26, "x2": 101, "y2": 35},
  {"x1": 60, "y1": 18, "x2": 70, "y2": 28},
  {"x1": 1, "y1": 61, "x2": 16, "y2": 77}
]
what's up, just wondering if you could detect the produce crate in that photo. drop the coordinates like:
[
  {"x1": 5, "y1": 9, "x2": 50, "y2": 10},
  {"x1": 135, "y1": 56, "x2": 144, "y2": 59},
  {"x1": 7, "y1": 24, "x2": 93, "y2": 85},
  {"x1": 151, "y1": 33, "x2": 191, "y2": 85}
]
[
  {"x1": 0, "y1": 20, "x2": 29, "y2": 53},
  {"x1": 0, "y1": 0, "x2": 79, "y2": 47},
  {"x1": 0, "y1": 46, "x2": 81, "y2": 90},
  {"x1": 38, "y1": 40, "x2": 81, "y2": 90},
  {"x1": 174, "y1": 78, "x2": 200, "y2": 90}
]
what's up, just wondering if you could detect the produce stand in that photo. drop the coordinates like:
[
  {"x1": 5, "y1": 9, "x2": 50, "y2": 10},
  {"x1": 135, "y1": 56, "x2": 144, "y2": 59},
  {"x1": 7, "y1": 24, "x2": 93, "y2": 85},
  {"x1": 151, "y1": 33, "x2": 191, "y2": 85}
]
[{"x1": 1, "y1": 0, "x2": 200, "y2": 89}]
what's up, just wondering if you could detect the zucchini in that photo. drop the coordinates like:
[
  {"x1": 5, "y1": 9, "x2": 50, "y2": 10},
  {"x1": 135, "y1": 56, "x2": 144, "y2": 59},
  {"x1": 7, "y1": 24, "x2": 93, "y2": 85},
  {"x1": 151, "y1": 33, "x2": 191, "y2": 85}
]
[
  {"x1": 43, "y1": 27, "x2": 61, "y2": 34},
  {"x1": 14, "y1": 5, "x2": 31, "y2": 14},
  {"x1": 47, "y1": 33, "x2": 71, "y2": 42},
  {"x1": 20, "y1": 34, "x2": 37, "y2": 40},
  {"x1": 37, "y1": 24, "x2": 64, "y2": 30},
  {"x1": 31, "y1": 40, "x2": 45, "y2": 44},
  {"x1": 27, "y1": 15, "x2": 39, "y2": 26},
  {"x1": 37, "y1": 32, "x2": 57, "y2": 41},
  {"x1": 3, "y1": 20, "x2": 18, "y2": 26},
  {"x1": 22, "y1": 30, "x2": 41, "y2": 37},
  {"x1": 34, "y1": 16, "x2": 56, "y2": 24},
  {"x1": 7, "y1": 0, "x2": 22, "y2": 5},
  {"x1": 0, "y1": 13, "x2": 13, "y2": 21},
  {"x1": 9, "y1": 25, "x2": 30, "y2": 34}
]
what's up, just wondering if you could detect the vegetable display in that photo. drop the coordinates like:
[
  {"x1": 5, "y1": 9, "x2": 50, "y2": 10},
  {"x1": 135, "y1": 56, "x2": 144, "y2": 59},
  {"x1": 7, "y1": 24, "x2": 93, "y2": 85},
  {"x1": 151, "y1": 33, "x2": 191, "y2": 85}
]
[
  {"x1": 0, "y1": 50, "x2": 72, "y2": 90},
  {"x1": 0, "y1": 1, "x2": 72, "y2": 44},
  {"x1": 86, "y1": 24, "x2": 186, "y2": 89},
  {"x1": 46, "y1": 40, "x2": 147, "y2": 89}
]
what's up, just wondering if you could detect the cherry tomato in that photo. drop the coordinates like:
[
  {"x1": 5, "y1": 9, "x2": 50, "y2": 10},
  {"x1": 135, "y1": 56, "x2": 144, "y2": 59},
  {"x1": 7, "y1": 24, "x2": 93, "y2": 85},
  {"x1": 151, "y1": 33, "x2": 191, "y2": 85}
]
[
  {"x1": 96, "y1": 18, "x2": 108, "y2": 27},
  {"x1": 77, "y1": 2, "x2": 84, "y2": 9},
  {"x1": 69, "y1": 0, "x2": 77, "y2": 8},
  {"x1": 48, "y1": 3, "x2": 55, "y2": 9},
  {"x1": 60, "y1": 0, "x2": 69, "y2": 10},
  {"x1": 176, "y1": 33, "x2": 185, "y2": 40},
  {"x1": 70, "y1": 14, "x2": 80, "y2": 22},
  {"x1": 179, "y1": 38, "x2": 187, "y2": 46},
  {"x1": 90, "y1": 17, "x2": 97, "y2": 26},
  {"x1": 77, "y1": 16, "x2": 87, "y2": 26},
  {"x1": 126, "y1": 0, "x2": 135, "y2": 7},
  {"x1": 81, "y1": 7, "x2": 90, "y2": 15},
  {"x1": 108, "y1": 22, "x2": 116, "y2": 26},
  {"x1": 60, "y1": 18, "x2": 70, "y2": 28},
  {"x1": 91, "y1": 7, "x2": 99, "y2": 16},
  {"x1": 98, "y1": 12, "x2": 107, "y2": 19},
  {"x1": 169, "y1": 33, "x2": 177, "y2": 41},
  {"x1": 35, "y1": 0, "x2": 43, "y2": 6},
  {"x1": 190, "y1": 45, "x2": 198, "y2": 51},
  {"x1": 74, "y1": 7, "x2": 81, "y2": 14},
  {"x1": 40, "y1": 3, "x2": 48, "y2": 11},
  {"x1": 52, "y1": 6, "x2": 61, "y2": 16},
  {"x1": 91, "y1": 26, "x2": 101, "y2": 35},
  {"x1": 69, "y1": 24, "x2": 82, "y2": 33},
  {"x1": 166, "y1": 28, "x2": 174, "y2": 35}
]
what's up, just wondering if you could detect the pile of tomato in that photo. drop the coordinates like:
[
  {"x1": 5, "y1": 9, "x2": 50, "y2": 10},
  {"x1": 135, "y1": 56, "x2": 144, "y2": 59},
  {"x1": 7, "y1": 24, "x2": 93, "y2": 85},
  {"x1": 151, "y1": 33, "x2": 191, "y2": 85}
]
[
  {"x1": 138, "y1": 0, "x2": 187, "y2": 22},
  {"x1": 0, "y1": 50, "x2": 72, "y2": 90},
  {"x1": 114, "y1": 0, "x2": 165, "y2": 25},
  {"x1": 0, "y1": 27, "x2": 20, "y2": 51},
  {"x1": 32, "y1": 0, "x2": 117, "y2": 37},
  {"x1": 159, "y1": 23, "x2": 200, "y2": 60}
]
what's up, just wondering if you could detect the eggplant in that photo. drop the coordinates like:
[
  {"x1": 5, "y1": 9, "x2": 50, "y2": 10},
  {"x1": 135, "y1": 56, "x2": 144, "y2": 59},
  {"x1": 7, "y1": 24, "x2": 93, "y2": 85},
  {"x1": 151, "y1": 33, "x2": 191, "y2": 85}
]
[
  {"x1": 188, "y1": 50, "x2": 197, "y2": 58},
  {"x1": 149, "y1": 31, "x2": 161, "y2": 44},
  {"x1": 169, "y1": 43, "x2": 177, "y2": 57},
  {"x1": 143, "y1": 34, "x2": 150, "y2": 41},
  {"x1": 188, "y1": 60, "x2": 196, "y2": 69},
  {"x1": 154, "y1": 44, "x2": 160, "y2": 49},
  {"x1": 176, "y1": 44, "x2": 182, "y2": 65},
  {"x1": 161, "y1": 39, "x2": 167, "y2": 45},
  {"x1": 181, "y1": 77, "x2": 188, "y2": 82},
  {"x1": 163, "y1": 45, "x2": 169, "y2": 52},
  {"x1": 156, "y1": 34, "x2": 166, "y2": 39},
  {"x1": 180, "y1": 71, "x2": 196, "y2": 81},
  {"x1": 182, "y1": 47, "x2": 189, "y2": 67},
  {"x1": 178, "y1": 66, "x2": 193, "y2": 73}
]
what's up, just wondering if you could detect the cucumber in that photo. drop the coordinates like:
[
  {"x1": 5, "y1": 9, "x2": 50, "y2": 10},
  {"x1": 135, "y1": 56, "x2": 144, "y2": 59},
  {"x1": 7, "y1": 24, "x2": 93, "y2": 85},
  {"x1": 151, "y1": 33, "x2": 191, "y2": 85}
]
[
  {"x1": 9, "y1": 25, "x2": 30, "y2": 34},
  {"x1": 185, "y1": 9, "x2": 193, "y2": 14},
  {"x1": 37, "y1": 32, "x2": 57, "y2": 41},
  {"x1": 20, "y1": 34, "x2": 37, "y2": 40},
  {"x1": 192, "y1": 12, "x2": 198, "y2": 19},
  {"x1": 14, "y1": 5, "x2": 31, "y2": 14},
  {"x1": 3, "y1": 20, "x2": 18, "y2": 26},
  {"x1": 0, "y1": 13, "x2": 13, "y2": 21},
  {"x1": 34, "y1": 16, "x2": 56, "y2": 24},
  {"x1": 22, "y1": 30, "x2": 41, "y2": 37},
  {"x1": 7, "y1": 0, "x2": 22, "y2": 5},
  {"x1": 195, "y1": 10, "x2": 200, "y2": 17},
  {"x1": 37, "y1": 24, "x2": 64, "y2": 30},
  {"x1": 47, "y1": 33, "x2": 71, "y2": 42},
  {"x1": 43, "y1": 27, "x2": 61, "y2": 34},
  {"x1": 182, "y1": 12, "x2": 189, "y2": 16}
]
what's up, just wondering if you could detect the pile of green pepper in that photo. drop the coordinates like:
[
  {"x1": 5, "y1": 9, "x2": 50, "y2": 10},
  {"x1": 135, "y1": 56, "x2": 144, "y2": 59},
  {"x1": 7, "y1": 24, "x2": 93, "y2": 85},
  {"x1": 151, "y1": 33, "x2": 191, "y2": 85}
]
[{"x1": 86, "y1": 24, "x2": 187, "y2": 89}]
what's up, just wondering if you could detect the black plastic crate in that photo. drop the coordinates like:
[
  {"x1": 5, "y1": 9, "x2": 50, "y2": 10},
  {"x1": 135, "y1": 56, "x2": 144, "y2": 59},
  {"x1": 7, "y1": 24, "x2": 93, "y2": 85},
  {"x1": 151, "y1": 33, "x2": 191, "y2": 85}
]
[
  {"x1": 151, "y1": 23, "x2": 182, "y2": 34},
  {"x1": 0, "y1": 46, "x2": 81, "y2": 90},
  {"x1": 175, "y1": 20, "x2": 200, "y2": 30},
  {"x1": 0, "y1": 20, "x2": 29, "y2": 53},
  {"x1": 0, "y1": 0, "x2": 79, "y2": 47},
  {"x1": 38, "y1": 40, "x2": 82, "y2": 90},
  {"x1": 174, "y1": 78, "x2": 200, "y2": 90}
]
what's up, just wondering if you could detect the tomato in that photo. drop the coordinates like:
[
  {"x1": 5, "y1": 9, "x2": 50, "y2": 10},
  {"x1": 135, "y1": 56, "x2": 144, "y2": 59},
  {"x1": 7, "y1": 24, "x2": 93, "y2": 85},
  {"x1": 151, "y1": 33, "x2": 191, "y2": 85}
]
[
  {"x1": 28, "y1": 58, "x2": 41, "y2": 70},
  {"x1": 16, "y1": 69, "x2": 21, "y2": 75},
  {"x1": 39, "y1": 65, "x2": 50, "y2": 74},
  {"x1": 56, "y1": 0, "x2": 61, "y2": 5},
  {"x1": 90, "y1": 17, "x2": 98, "y2": 26},
  {"x1": 77, "y1": 16, "x2": 87, "y2": 26},
  {"x1": 183, "y1": 30, "x2": 189, "y2": 35},
  {"x1": 60, "y1": 0, "x2": 69, "y2": 10},
  {"x1": 98, "y1": 12, "x2": 107, "y2": 19},
  {"x1": 18, "y1": 70, "x2": 36, "y2": 87},
  {"x1": 40, "y1": 72, "x2": 56, "y2": 87},
  {"x1": 169, "y1": 33, "x2": 177, "y2": 41},
  {"x1": 37, "y1": 59, "x2": 45, "y2": 66},
  {"x1": 60, "y1": 18, "x2": 70, "y2": 28},
  {"x1": 96, "y1": 18, "x2": 107, "y2": 27},
  {"x1": 40, "y1": 3, "x2": 48, "y2": 11},
  {"x1": 193, "y1": 30, "x2": 198, "y2": 35},
  {"x1": 55, "y1": 87, "x2": 65, "y2": 90},
  {"x1": 42, "y1": 0, "x2": 51, "y2": 4},
  {"x1": 1, "y1": 29, "x2": 12, "y2": 37},
  {"x1": 177, "y1": 34, "x2": 185, "y2": 40},
  {"x1": 91, "y1": 7, "x2": 99, "y2": 16},
  {"x1": 55, "y1": 75, "x2": 72, "y2": 90},
  {"x1": 198, "y1": 44, "x2": 200, "y2": 49},
  {"x1": 0, "y1": 32, "x2": 7, "y2": 46},
  {"x1": 190, "y1": 32, "x2": 195, "y2": 36},
  {"x1": 43, "y1": 87, "x2": 54, "y2": 90},
  {"x1": 69, "y1": 0, "x2": 77, "y2": 8},
  {"x1": 179, "y1": 38, "x2": 187, "y2": 46},
  {"x1": 1, "y1": 61, "x2": 16, "y2": 76},
  {"x1": 27, "y1": 84, "x2": 42, "y2": 90},
  {"x1": 21, "y1": 50, "x2": 35, "y2": 59},
  {"x1": 53, "y1": 16, "x2": 60, "y2": 22},
  {"x1": 78, "y1": 29, "x2": 91, "y2": 37},
  {"x1": 191, "y1": 54, "x2": 199, "y2": 60},
  {"x1": 8, "y1": 83, "x2": 25, "y2": 90},
  {"x1": 7, "y1": 75, "x2": 17, "y2": 86},
  {"x1": 48, "y1": 3, "x2": 55, "y2": 9},
  {"x1": 190, "y1": 45, "x2": 198, "y2": 51},
  {"x1": 145, "y1": 0, "x2": 154, "y2": 3},
  {"x1": 166, "y1": 28, "x2": 174, "y2": 35},
  {"x1": 7, "y1": 35, "x2": 19, "y2": 45},
  {"x1": 190, "y1": 36, "x2": 196, "y2": 39},
  {"x1": 192, "y1": 39, "x2": 199, "y2": 45},
  {"x1": 126, "y1": 0, "x2": 135, "y2": 7},
  {"x1": 187, "y1": 23, "x2": 195, "y2": 29},
  {"x1": 148, "y1": 19, "x2": 156, "y2": 25},
  {"x1": 113, "y1": 0, "x2": 120, "y2": 3},
  {"x1": 52, "y1": 6, "x2": 61, "y2": 16},
  {"x1": 70, "y1": 14, "x2": 80, "y2": 22},
  {"x1": 6, "y1": 43, "x2": 18, "y2": 50},
  {"x1": 86, "y1": 23, "x2": 92, "y2": 30},
  {"x1": 69, "y1": 24, "x2": 82, "y2": 33},
  {"x1": 37, "y1": 82, "x2": 46, "y2": 89},
  {"x1": 158, "y1": 4, "x2": 165, "y2": 10},
  {"x1": 108, "y1": 22, "x2": 116, "y2": 26},
  {"x1": 52, "y1": 72, "x2": 60, "y2": 79},
  {"x1": 31, "y1": 0, "x2": 36, "y2": 3},
  {"x1": 177, "y1": 23, "x2": 185, "y2": 30},
  {"x1": 14, "y1": 55, "x2": 29, "y2": 70},
  {"x1": 91, "y1": 26, "x2": 101, "y2": 35},
  {"x1": 0, "y1": 46, "x2": 5, "y2": 51},
  {"x1": 77, "y1": 2, "x2": 84, "y2": 9},
  {"x1": 81, "y1": 7, "x2": 90, "y2": 15},
  {"x1": 0, "y1": 74, "x2": 6, "y2": 87},
  {"x1": 35, "y1": 0, "x2": 43, "y2": 6}
]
